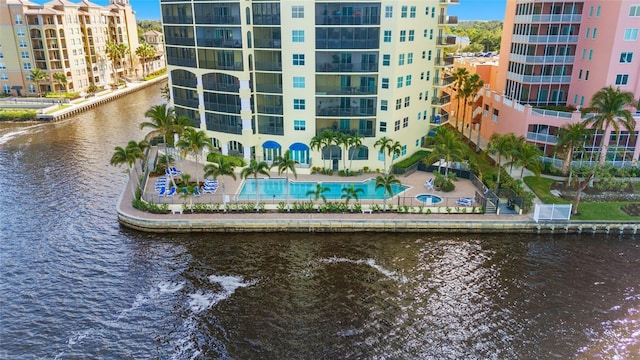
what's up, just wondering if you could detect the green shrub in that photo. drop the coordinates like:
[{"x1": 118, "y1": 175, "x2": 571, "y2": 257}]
[
  {"x1": 393, "y1": 150, "x2": 431, "y2": 172},
  {"x1": 0, "y1": 110, "x2": 37, "y2": 121},
  {"x1": 206, "y1": 152, "x2": 246, "y2": 167}
]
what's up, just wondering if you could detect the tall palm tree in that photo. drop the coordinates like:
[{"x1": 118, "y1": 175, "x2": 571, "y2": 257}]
[
  {"x1": 582, "y1": 86, "x2": 637, "y2": 163},
  {"x1": 463, "y1": 74, "x2": 484, "y2": 140},
  {"x1": 52, "y1": 72, "x2": 67, "y2": 103},
  {"x1": 110, "y1": 140, "x2": 147, "y2": 194},
  {"x1": 460, "y1": 73, "x2": 484, "y2": 138},
  {"x1": 306, "y1": 183, "x2": 330, "y2": 209},
  {"x1": 176, "y1": 127, "x2": 210, "y2": 185},
  {"x1": 272, "y1": 150, "x2": 298, "y2": 211},
  {"x1": 424, "y1": 127, "x2": 467, "y2": 177},
  {"x1": 30, "y1": 68, "x2": 47, "y2": 98},
  {"x1": 341, "y1": 184, "x2": 364, "y2": 209},
  {"x1": 555, "y1": 122, "x2": 591, "y2": 175},
  {"x1": 105, "y1": 41, "x2": 128, "y2": 86},
  {"x1": 347, "y1": 132, "x2": 363, "y2": 171},
  {"x1": 510, "y1": 142, "x2": 543, "y2": 178},
  {"x1": 309, "y1": 133, "x2": 326, "y2": 169},
  {"x1": 387, "y1": 140, "x2": 402, "y2": 174},
  {"x1": 374, "y1": 136, "x2": 393, "y2": 174},
  {"x1": 336, "y1": 132, "x2": 351, "y2": 170},
  {"x1": 320, "y1": 129, "x2": 337, "y2": 169},
  {"x1": 240, "y1": 159, "x2": 271, "y2": 209},
  {"x1": 140, "y1": 104, "x2": 186, "y2": 147},
  {"x1": 451, "y1": 67, "x2": 469, "y2": 130},
  {"x1": 487, "y1": 133, "x2": 512, "y2": 190},
  {"x1": 135, "y1": 43, "x2": 156, "y2": 78},
  {"x1": 204, "y1": 156, "x2": 237, "y2": 207},
  {"x1": 506, "y1": 134, "x2": 526, "y2": 173},
  {"x1": 375, "y1": 173, "x2": 401, "y2": 211}
]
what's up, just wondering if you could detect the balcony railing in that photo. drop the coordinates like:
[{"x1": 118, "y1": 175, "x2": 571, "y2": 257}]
[
  {"x1": 514, "y1": 14, "x2": 582, "y2": 23},
  {"x1": 316, "y1": 62, "x2": 378, "y2": 73},
  {"x1": 438, "y1": 15, "x2": 458, "y2": 25},
  {"x1": 255, "y1": 84, "x2": 283, "y2": 94},
  {"x1": 434, "y1": 56, "x2": 455, "y2": 67},
  {"x1": 256, "y1": 105, "x2": 283, "y2": 115},
  {"x1": 316, "y1": 127, "x2": 375, "y2": 137},
  {"x1": 527, "y1": 131, "x2": 558, "y2": 144},
  {"x1": 254, "y1": 61, "x2": 282, "y2": 71},
  {"x1": 258, "y1": 125, "x2": 284, "y2": 136},
  {"x1": 511, "y1": 34, "x2": 579, "y2": 43},
  {"x1": 436, "y1": 36, "x2": 457, "y2": 46},
  {"x1": 431, "y1": 94, "x2": 451, "y2": 106},
  {"x1": 509, "y1": 54, "x2": 575, "y2": 64},
  {"x1": 433, "y1": 76, "x2": 453, "y2": 87},
  {"x1": 507, "y1": 72, "x2": 572, "y2": 83},
  {"x1": 316, "y1": 107, "x2": 376, "y2": 117},
  {"x1": 315, "y1": 86, "x2": 376, "y2": 96}
]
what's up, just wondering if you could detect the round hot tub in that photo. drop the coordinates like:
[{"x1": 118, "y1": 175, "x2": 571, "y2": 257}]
[{"x1": 416, "y1": 193, "x2": 443, "y2": 205}]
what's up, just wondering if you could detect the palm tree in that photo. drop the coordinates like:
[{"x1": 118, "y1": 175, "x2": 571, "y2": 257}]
[
  {"x1": 487, "y1": 133, "x2": 512, "y2": 190},
  {"x1": 451, "y1": 67, "x2": 469, "y2": 130},
  {"x1": 347, "y1": 132, "x2": 363, "y2": 171},
  {"x1": 320, "y1": 129, "x2": 337, "y2": 170},
  {"x1": 135, "y1": 43, "x2": 156, "y2": 78},
  {"x1": 387, "y1": 140, "x2": 402, "y2": 174},
  {"x1": 341, "y1": 184, "x2": 364, "y2": 209},
  {"x1": 272, "y1": 150, "x2": 298, "y2": 211},
  {"x1": 463, "y1": 74, "x2": 484, "y2": 140},
  {"x1": 140, "y1": 104, "x2": 186, "y2": 147},
  {"x1": 460, "y1": 74, "x2": 484, "y2": 138},
  {"x1": 52, "y1": 72, "x2": 67, "y2": 104},
  {"x1": 176, "y1": 127, "x2": 210, "y2": 185},
  {"x1": 511, "y1": 142, "x2": 543, "y2": 178},
  {"x1": 306, "y1": 183, "x2": 330, "y2": 209},
  {"x1": 240, "y1": 159, "x2": 271, "y2": 209},
  {"x1": 30, "y1": 68, "x2": 47, "y2": 98},
  {"x1": 375, "y1": 174, "x2": 401, "y2": 211},
  {"x1": 336, "y1": 132, "x2": 351, "y2": 170},
  {"x1": 424, "y1": 127, "x2": 467, "y2": 177},
  {"x1": 506, "y1": 134, "x2": 526, "y2": 173},
  {"x1": 555, "y1": 122, "x2": 591, "y2": 176},
  {"x1": 110, "y1": 140, "x2": 147, "y2": 194},
  {"x1": 203, "y1": 156, "x2": 237, "y2": 207},
  {"x1": 105, "y1": 41, "x2": 129, "y2": 86},
  {"x1": 582, "y1": 86, "x2": 637, "y2": 163},
  {"x1": 374, "y1": 136, "x2": 393, "y2": 174}
]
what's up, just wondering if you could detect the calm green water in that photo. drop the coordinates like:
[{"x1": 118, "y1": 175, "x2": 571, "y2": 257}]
[{"x1": 0, "y1": 83, "x2": 638, "y2": 358}]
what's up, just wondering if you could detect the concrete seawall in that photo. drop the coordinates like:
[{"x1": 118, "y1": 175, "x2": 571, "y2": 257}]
[{"x1": 37, "y1": 76, "x2": 167, "y2": 121}]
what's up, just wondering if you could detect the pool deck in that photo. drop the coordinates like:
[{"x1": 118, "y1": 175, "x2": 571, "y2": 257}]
[{"x1": 116, "y1": 150, "x2": 640, "y2": 235}]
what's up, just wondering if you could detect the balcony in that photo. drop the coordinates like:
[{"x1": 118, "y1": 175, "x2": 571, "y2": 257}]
[
  {"x1": 511, "y1": 34, "x2": 579, "y2": 44},
  {"x1": 255, "y1": 84, "x2": 282, "y2": 94},
  {"x1": 527, "y1": 131, "x2": 557, "y2": 144},
  {"x1": 316, "y1": 106, "x2": 376, "y2": 117},
  {"x1": 431, "y1": 94, "x2": 451, "y2": 106},
  {"x1": 433, "y1": 75, "x2": 453, "y2": 87},
  {"x1": 508, "y1": 54, "x2": 575, "y2": 64},
  {"x1": 254, "y1": 61, "x2": 282, "y2": 71},
  {"x1": 316, "y1": 85, "x2": 376, "y2": 96},
  {"x1": 434, "y1": 56, "x2": 455, "y2": 67},
  {"x1": 514, "y1": 14, "x2": 582, "y2": 23},
  {"x1": 256, "y1": 105, "x2": 283, "y2": 115},
  {"x1": 253, "y1": 39, "x2": 281, "y2": 49},
  {"x1": 507, "y1": 72, "x2": 572, "y2": 83},
  {"x1": 436, "y1": 35, "x2": 457, "y2": 46},
  {"x1": 438, "y1": 15, "x2": 458, "y2": 25},
  {"x1": 174, "y1": 98, "x2": 199, "y2": 109}
]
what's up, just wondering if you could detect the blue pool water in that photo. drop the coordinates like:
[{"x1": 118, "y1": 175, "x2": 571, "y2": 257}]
[
  {"x1": 237, "y1": 178, "x2": 409, "y2": 201},
  {"x1": 416, "y1": 193, "x2": 443, "y2": 204}
]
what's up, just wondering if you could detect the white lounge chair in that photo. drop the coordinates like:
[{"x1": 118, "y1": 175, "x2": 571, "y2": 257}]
[
  {"x1": 166, "y1": 186, "x2": 177, "y2": 197},
  {"x1": 456, "y1": 197, "x2": 473, "y2": 206},
  {"x1": 425, "y1": 178, "x2": 434, "y2": 190}
]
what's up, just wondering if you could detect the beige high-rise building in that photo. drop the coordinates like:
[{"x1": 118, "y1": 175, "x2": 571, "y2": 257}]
[
  {"x1": 161, "y1": 0, "x2": 459, "y2": 170},
  {"x1": 0, "y1": 0, "x2": 140, "y2": 96}
]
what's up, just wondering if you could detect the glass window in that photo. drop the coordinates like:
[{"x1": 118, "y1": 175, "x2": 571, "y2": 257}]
[
  {"x1": 422, "y1": 51, "x2": 426, "y2": 59},
  {"x1": 16, "y1": 28, "x2": 25, "y2": 36},
  {"x1": 21, "y1": 51, "x2": 29, "y2": 59},
  {"x1": 615, "y1": 74, "x2": 629, "y2": 85},
  {"x1": 426, "y1": 71, "x2": 430, "y2": 81},
  {"x1": 410, "y1": 6, "x2": 416, "y2": 18},
  {"x1": 23, "y1": 62, "x2": 31, "y2": 70},
  {"x1": 380, "y1": 100, "x2": 388, "y2": 111},
  {"x1": 585, "y1": 70, "x2": 589, "y2": 80},
  {"x1": 401, "y1": 145, "x2": 407, "y2": 155},
  {"x1": 293, "y1": 98, "x2": 305, "y2": 109},
  {"x1": 589, "y1": 6, "x2": 594, "y2": 17},
  {"x1": 432, "y1": 7, "x2": 436, "y2": 18},
  {"x1": 0, "y1": 73, "x2": 7, "y2": 80},
  {"x1": 381, "y1": 78, "x2": 389, "y2": 89},
  {"x1": 428, "y1": 50, "x2": 432, "y2": 60},
  {"x1": 581, "y1": 48, "x2": 586, "y2": 59},
  {"x1": 620, "y1": 52, "x2": 633, "y2": 63},
  {"x1": 293, "y1": 76, "x2": 305, "y2": 88},
  {"x1": 292, "y1": 6, "x2": 304, "y2": 18},
  {"x1": 384, "y1": 30, "x2": 392, "y2": 42},
  {"x1": 385, "y1": 6, "x2": 393, "y2": 18},
  {"x1": 407, "y1": 53, "x2": 413, "y2": 64},
  {"x1": 379, "y1": 122, "x2": 387, "y2": 132},
  {"x1": 397, "y1": 77, "x2": 403, "y2": 88},
  {"x1": 382, "y1": 54, "x2": 390, "y2": 66},
  {"x1": 596, "y1": 5, "x2": 601, "y2": 16},
  {"x1": 292, "y1": 30, "x2": 304, "y2": 42},
  {"x1": 378, "y1": 150, "x2": 385, "y2": 161},
  {"x1": 19, "y1": 40, "x2": 27, "y2": 48},
  {"x1": 408, "y1": 30, "x2": 414, "y2": 41},
  {"x1": 404, "y1": 96, "x2": 410, "y2": 107},
  {"x1": 401, "y1": 6, "x2": 407, "y2": 18},
  {"x1": 593, "y1": 28, "x2": 597, "y2": 39},
  {"x1": 394, "y1": 120, "x2": 400, "y2": 131},
  {"x1": 400, "y1": 30, "x2": 406, "y2": 42},
  {"x1": 293, "y1": 54, "x2": 305, "y2": 65},
  {"x1": 588, "y1": 49, "x2": 593, "y2": 60},
  {"x1": 294, "y1": 119, "x2": 305, "y2": 131},
  {"x1": 2, "y1": 84, "x2": 10, "y2": 94},
  {"x1": 630, "y1": 5, "x2": 640, "y2": 16},
  {"x1": 624, "y1": 28, "x2": 639, "y2": 40},
  {"x1": 395, "y1": 98, "x2": 402, "y2": 109},
  {"x1": 405, "y1": 75, "x2": 412, "y2": 86},
  {"x1": 429, "y1": 29, "x2": 433, "y2": 39},
  {"x1": 398, "y1": 54, "x2": 405, "y2": 65},
  {"x1": 14, "y1": 15, "x2": 22, "y2": 24}
]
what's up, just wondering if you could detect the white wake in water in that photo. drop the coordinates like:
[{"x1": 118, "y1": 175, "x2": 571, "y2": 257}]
[
  {"x1": 0, "y1": 122, "x2": 48, "y2": 145},
  {"x1": 319, "y1": 256, "x2": 408, "y2": 283}
]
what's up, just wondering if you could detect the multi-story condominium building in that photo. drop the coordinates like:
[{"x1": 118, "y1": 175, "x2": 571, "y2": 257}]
[
  {"x1": 0, "y1": 0, "x2": 139, "y2": 96},
  {"x1": 162, "y1": 0, "x2": 458, "y2": 170},
  {"x1": 459, "y1": 0, "x2": 640, "y2": 167},
  {"x1": 142, "y1": 29, "x2": 166, "y2": 75}
]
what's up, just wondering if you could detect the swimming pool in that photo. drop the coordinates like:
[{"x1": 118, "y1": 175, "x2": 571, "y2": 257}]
[
  {"x1": 237, "y1": 178, "x2": 409, "y2": 201},
  {"x1": 415, "y1": 193, "x2": 443, "y2": 205}
]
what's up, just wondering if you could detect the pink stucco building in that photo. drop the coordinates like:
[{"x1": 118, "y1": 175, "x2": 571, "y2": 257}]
[{"x1": 466, "y1": 0, "x2": 640, "y2": 167}]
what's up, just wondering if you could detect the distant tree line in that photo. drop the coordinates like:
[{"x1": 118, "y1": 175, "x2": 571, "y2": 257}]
[{"x1": 448, "y1": 20, "x2": 503, "y2": 53}]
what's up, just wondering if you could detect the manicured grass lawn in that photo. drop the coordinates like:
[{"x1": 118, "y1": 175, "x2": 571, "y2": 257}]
[
  {"x1": 524, "y1": 176, "x2": 639, "y2": 221},
  {"x1": 46, "y1": 104, "x2": 71, "y2": 114},
  {"x1": 573, "y1": 202, "x2": 640, "y2": 221}
]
